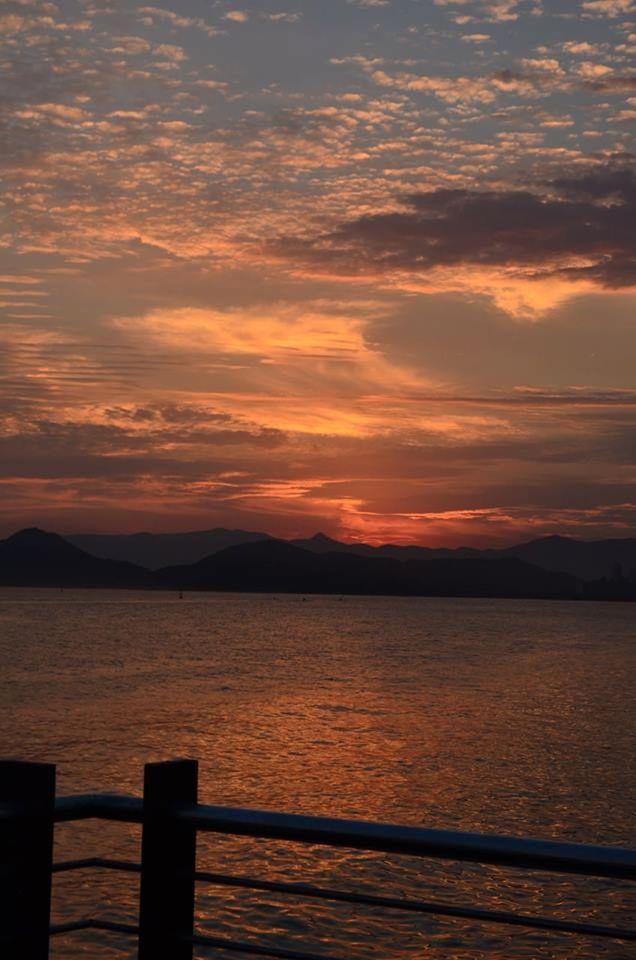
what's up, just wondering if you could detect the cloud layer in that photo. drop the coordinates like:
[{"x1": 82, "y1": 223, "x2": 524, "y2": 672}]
[
  {"x1": 1, "y1": 0, "x2": 635, "y2": 543},
  {"x1": 274, "y1": 164, "x2": 636, "y2": 290}
]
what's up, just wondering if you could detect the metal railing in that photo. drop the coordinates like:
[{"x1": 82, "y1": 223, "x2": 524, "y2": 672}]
[{"x1": 1, "y1": 759, "x2": 635, "y2": 959}]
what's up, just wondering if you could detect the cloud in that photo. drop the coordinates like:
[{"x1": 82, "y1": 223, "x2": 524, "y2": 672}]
[
  {"x1": 111, "y1": 304, "x2": 370, "y2": 362},
  {"x1": 579, "y1": 73, "x2": 636, "y2": 93},
  {"x1": 347, "y1": 53, "x2": 636, "y2": 104},
  {"x1": 264, "y1": 12, "x2": 303, "y2": 22},
  {"x1": 434, "y1": 0, "x2": 521, "y2": 21},
  {"x1": 0, "y1": 0, "x2": 634, "y2": 543},
  {"x1": 0, "y1": 13, "x2": 28, "y2": 33},
  {"x1": 364, "y1": 290, "x2": 636, "y2": 390},
  {"x1": 561, "y1": 41, "x2": 604, "y2": 55},
  {"x1": 137, "y1": 7, "x2": 221, "y2": 37},
  {"x1": 271, "y1": 162, "x2": 636, "y2": 306},
  {"x1": 110, "y1": 35, "x2": 152, "y2": 54},
  {"x1": 0, "y1": 276, "x2": 43, "y2": 285},
  {"x1": 153, "y1": 42, "x2": 187, "y2": 62},
  {"x1": 582, "y1": 0, "x2": 636, "y2": 16},
  {"x1": 15, "y1": 102, "x2": 90, "y2": 124},
  {"x1": 107, "y1": 299, "x2": 427, "y2": 436}
]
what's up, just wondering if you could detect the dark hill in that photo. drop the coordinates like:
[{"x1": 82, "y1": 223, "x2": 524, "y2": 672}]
[
  {"x1": 291, "y1": 532, "x2": 477, "y2": 561},
  {"x1": 155, "y1": 539, "x2": 404, "y2": 594},
  {"x1": 4, "y1": 526, "x2": 632, "y2": 598},
  {"x1": 501, "y1": 535, "x2": 636, "y2": 581},
  {"x1": 63, "y1": 526, "x2": 636, "y2": 582},
  {"x1": 0, "y1": 528, "x2": 151, "y2": 588},
  {"x1": 68, "y1": 527, "x2": 272, "y2": 570},
  {"x1": 155, "y1": 539, "x2": 579, "y2": 599},
  {"x1": 291, "y1": 532, "x2": 366, "y2": 553},
  {"x1": 291, "y1": 532, "x2": 636, "y2": 580},
  {"x1": 403, "y1": 556, "x2": 577, "y2": 599}
]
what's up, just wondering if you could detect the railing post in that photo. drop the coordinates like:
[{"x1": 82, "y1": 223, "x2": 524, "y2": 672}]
[
  {"x1": 0, "y1": 760, "x2": 56, "y2": 960},
  {"x1": 138, "y1": 759, "x2": 198, "y2": 960}
]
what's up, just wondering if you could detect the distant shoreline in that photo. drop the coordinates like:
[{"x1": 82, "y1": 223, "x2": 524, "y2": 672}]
[{"x1": 0, "y1": 583, "x2": 633, "y2": 605}]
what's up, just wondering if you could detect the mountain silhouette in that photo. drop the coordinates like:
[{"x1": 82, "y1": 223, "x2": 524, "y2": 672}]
[
  {"x1": 0, "y1": 528, "x2": 151, "y2": 588},
  {"x1": 68, "y1": 527, "x2": 272, "y2": 569},
  {"x1": 500, "y1": 535, "x2": 636, "y2": 581},
  {"x1": 291, "y1": 532, "x2": 355, "y2": 552},
  {"x1": 283, "y1": 531, "x2": 636, "y2": 580},
  {"x1": 155, "y1": 539, "x2": 407, "y2": 594},
  {"x1": 291, "y1": 532, "x2": 479, "y2": 561},
  {"x1": 60, "y1": 526, "x2": 636, "y2": 581},
  {"x1": 2, "y1": 527, "x2": 634, "y2": 599},
  {"x1": 154, "y1": 539, "x2": 579, "y2": 599}
]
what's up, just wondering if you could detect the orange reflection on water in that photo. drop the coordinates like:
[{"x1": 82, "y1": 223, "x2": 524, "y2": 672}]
[{"x1": 1, "y1": 590, "x2": 633, "y2": 959}]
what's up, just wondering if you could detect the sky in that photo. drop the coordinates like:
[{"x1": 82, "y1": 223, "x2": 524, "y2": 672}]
[{"x1": 1, "y1": 0, "x2": 635, "y2": 545}]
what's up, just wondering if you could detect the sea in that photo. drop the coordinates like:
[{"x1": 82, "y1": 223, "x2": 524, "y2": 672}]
[{"x1": 1, "y1": 589, "x2": 634, "y2": 959}]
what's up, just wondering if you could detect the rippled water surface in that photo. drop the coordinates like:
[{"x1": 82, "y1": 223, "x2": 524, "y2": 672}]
[{"x1": 1, "y1": 590, "x2": 634, "y2": 958}]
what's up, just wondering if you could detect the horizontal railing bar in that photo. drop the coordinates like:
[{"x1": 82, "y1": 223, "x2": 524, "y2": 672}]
[
  {"x1": 53, "y1": 857, "x2": 141, "y2": 874},
  {"x1": 53, "y1": 857, "x2": 636, "y2": 941},
  {"x1": 50, "y1": 918, "x2": 138, "y2": 938},
  {"x1": 194, "y1": 868, "x2": 636, "y2": 941},
  {"x1": 51, "y1": 794, "x2": 636, "y2": 880},
  {"x1": 50, "y1": 914, "x2": 347, "y2": 960},
  {"x1": 54, "y1": 794, "x2": 144, "y2": 824},
  {"x1": 49, "y1": 920, "x2": 93, "y2": 936},
  {"x1": 53, "y1": 857, "x2": 101, "y2": 873},
  {"x1": 48, "y1": 857, "x2": 636, "y2": 941},
  {"x1": 179, "y1": 803, "x2": 636, "y2": 880},
  {"x1": 89, "y1": 919, "x2": 140, "y2": 937},
  {"x1": 49, "y1": 857, "x2": 635, "y2": 940},
  {"x1": 189, "y1": 930, "x2": 349, "y2": 960}
]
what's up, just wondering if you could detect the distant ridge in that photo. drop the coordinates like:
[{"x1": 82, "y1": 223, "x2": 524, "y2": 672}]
[
  {"x1": 0, "y1": 528, "x2": 636, "y2": 600},
  {"x1": 498, "y1": 535, "x2": 636, "y2": 581},
  {"x1": 291, "y1": 531, "x2": 478, "y2": 561},
  {"x1": 292, "y1": 531, "x2": 636, "y2": 580},
  {"x1": 65, "y1": 527, "x2": 636, "y2": 580},
  {"x1": 69, "y1": 527, "x2": 272, "y2": 570},
  {"x1": 0, "y1": 528, "x2": 151, "y2": 588},
  {"x1": 154, "y1": 538, "x2": 579, "y2": 600},
  {"x1": 1, "y1": 528, "x2": 634, "y2": 599}
]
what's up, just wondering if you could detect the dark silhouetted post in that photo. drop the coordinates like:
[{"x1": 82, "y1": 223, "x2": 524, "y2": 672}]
[
  {"x1": 0, "y1": 760, "x2": 56, "y2": 960},
  {"x1": 138, "y1": 759, "x2": 198, "y2": 960}
]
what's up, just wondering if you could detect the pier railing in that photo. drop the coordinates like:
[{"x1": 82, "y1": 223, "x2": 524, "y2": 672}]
[{"x1": 1, "y1": 759, "x2": 635, "y2": 959}]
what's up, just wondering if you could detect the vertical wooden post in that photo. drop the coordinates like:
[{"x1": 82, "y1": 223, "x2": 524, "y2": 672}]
[
  {"x1": 138, "y1": 760, "x2": 198, "y2": 960},
  {"x1": 0, "y1": 760, "x2": 56, "y2": 960}
]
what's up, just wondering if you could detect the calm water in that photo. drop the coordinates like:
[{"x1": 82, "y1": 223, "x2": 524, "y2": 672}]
[{"x1": 1, "y1": 590, "x2": 634, "y2": 959}]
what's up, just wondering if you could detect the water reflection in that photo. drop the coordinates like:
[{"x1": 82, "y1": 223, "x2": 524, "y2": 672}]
[{"x1": 1, "y1": 590, "x2": 634, "y2": 958}]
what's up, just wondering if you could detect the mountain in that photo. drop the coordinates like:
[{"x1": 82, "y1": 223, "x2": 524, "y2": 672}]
[
  {"x1": 2, "y1": 528, "x2": 631, "y2": 599},
  {"x1": 290, "y1": 532, "x2": 394, "y2": 558},
  {"x1": 294, "y1": 532, "x2": 636, "y2": 580},
  {"x1": 0, "y1": 528, "x2": 151, "y2": 588},
  {"x1": 155, "y1": 539, "x2": 402, "y2": 594},
  {"x1": 500, "y1": 535, "x2": 636, "y2": 582},
  {"x1": 155, "y1": 539, "x2": 579, "y2": 600},
  {"x1": 292, "y1": 532, "x2": 480, "y2": 562},
  {"x1": 402, "y1": 555, "x2": 577, "y2": 599},
  {"x1": 68, "y1": 527, "x2": 272, "y2": 570},
  {"x1": 65, "y1": 527, "x2": 636, "y2": 582}
]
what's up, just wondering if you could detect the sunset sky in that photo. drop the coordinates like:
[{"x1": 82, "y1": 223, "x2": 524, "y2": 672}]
[{"x1": 1, "y1": 0, "x2": 635, "y2": 545}]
